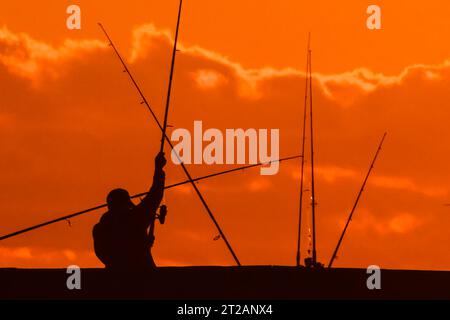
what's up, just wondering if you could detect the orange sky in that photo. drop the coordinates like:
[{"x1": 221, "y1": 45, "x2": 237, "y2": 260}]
[{"x1": 1, "y1": 1, "x2": 450, "y2": 270}]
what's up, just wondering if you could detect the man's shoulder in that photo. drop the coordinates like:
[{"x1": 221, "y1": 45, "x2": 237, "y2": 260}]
[
  {"x1": 93, "y1": 212, "x2": 114, "y2": 240},
  {"x1": 93, "y1": 212, "x2": 111, "y2": 229}
]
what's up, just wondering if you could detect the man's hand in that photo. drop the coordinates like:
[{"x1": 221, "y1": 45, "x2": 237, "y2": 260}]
[{"x1": 155, "y1": 152, "x2": 167, "y2": 170}]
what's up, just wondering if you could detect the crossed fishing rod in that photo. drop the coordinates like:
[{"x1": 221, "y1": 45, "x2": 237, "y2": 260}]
[
  {"x1": 0, "y1": 0, "x2": 300, "y2": 267},
  {"x1": 100, "y1": 0, "x2": 248, "y2": 265}
]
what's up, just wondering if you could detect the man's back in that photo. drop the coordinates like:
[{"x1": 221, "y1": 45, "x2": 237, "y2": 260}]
[{"x1": 93, "y1": 207, "x2": 155, "y2": 270}]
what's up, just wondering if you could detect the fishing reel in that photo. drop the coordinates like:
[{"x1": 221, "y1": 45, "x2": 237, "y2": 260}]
[
  {"x1": 155, "y1": 205, "x2": 168, "y2": 224},
  {"x1": 149, "y1": 206, "x2": 167, "y2": 247}
]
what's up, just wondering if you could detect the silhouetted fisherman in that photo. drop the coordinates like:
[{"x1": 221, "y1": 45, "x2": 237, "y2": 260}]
[{"x1": 93, "y1": 152, "x2": 166, "y2": 271}]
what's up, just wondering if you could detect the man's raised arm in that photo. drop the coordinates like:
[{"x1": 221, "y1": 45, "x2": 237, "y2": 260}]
[{"x1": 136, "y1": 152, "x2": 166, "y2": 221}]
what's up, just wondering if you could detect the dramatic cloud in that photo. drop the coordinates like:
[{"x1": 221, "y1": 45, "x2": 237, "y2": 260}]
[{"x1": 1, "y1": 24, "x2": 450, "y2": 270}]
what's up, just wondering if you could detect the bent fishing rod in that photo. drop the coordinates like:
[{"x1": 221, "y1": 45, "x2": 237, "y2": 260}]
[
  {"x1": 99, "y1": 1, "x2": 243, "y2": 266},
  {"x1": 328, "y1": 133, "x2": 387, "y2": 268},
  {"x1": 0, "y1": 156, "x2": 301, "y2": 242}
]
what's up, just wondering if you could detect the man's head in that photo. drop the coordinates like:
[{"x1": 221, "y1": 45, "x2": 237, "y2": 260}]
[{"x1": 106, "y1": 188, "x2": 135, "y2": 212}]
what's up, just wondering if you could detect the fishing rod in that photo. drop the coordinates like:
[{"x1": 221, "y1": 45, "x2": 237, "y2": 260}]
[
  {"x1": 308, "y1": 48, "x2": 318, "y2": 266},
  {"x1": 328, "y1": 133, "x2": 387, "y2": 268},
  {"x1": 0, "y1": 156, "x2": 301, "y2": 242},
  {"x1": 134, "y1": 155, "x2": 301, "y2": 197},
  {"x1": 98, "y1": 3, "x2": 241, "y2": 266},
  {"x1": 160, "y1": 0, "x2": 182, "y2": 153},
  {"x1": 150, "y1": 0, "x2": 182, "y2": 255},
  {"x1": 296, "y1": 34, "x2": 310, "y2": 267}
]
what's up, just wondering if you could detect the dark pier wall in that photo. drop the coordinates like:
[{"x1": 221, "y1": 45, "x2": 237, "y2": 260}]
[{"x1": 1, "y1": 266, "x2": 449, "y2": 300}]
